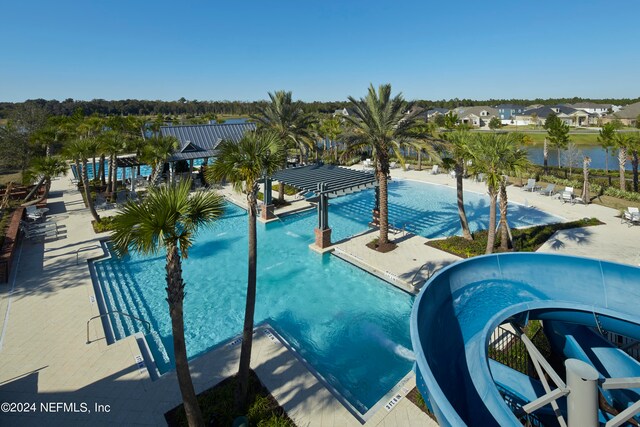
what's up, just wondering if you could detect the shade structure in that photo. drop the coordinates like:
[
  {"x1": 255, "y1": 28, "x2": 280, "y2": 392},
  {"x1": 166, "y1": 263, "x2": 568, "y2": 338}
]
[{"x1": 271, "y1": 164, "x2": 376, "y2": 198}]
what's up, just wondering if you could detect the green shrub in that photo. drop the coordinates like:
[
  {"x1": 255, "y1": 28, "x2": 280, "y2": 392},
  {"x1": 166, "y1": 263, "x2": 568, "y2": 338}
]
[
  {"x1": 92, "y1": 216, "x2": 116, "y2": 233},
  {"x1": 428, "y1": 218, "x2": 603, "y2": 258},
  {"x1": 604, "y1": 187, "x2": 640, "y2": 202}
]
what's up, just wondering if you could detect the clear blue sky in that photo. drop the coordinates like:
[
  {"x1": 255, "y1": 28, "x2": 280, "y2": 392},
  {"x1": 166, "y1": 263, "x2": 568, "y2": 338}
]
[{"x1": 2, "y1": 0, "x2": 639, "y2": 102}]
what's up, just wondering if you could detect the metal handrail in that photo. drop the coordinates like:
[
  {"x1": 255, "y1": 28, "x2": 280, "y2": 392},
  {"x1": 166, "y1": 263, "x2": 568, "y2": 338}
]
[
  {"x1": 411, "y1": 262, "x2": 432, "y2": 287},
  {"x1": 76, "y1": 244, "x2": 100, "y2": 264},
  {"x1": 86, "y1": 311, "x2": 151, "y2": 344}
]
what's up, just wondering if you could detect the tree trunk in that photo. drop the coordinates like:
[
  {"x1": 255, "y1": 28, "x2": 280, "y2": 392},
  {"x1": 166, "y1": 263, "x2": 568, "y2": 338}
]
[
  {"x1": 557, "y1": 146, "x2": 562, "y2": 170},
  {"x1": 581, "y1": 157, "x2": 591, "y2": 204},
  {"x1": 619, "y1": 147, "x2": 627, "y2": 191},
  {"x1": 92, "y1": 156, "x2": 97, "y2": 182},
  {"x1": 417, "y1": 150, "x2": 422, "y2": 171},
  {"x1": 165, "y1": 244, "x2": 204, "y2": 427},
  {"x1": 632, "y1": 151, "x2": 639, "y2": 193},
  {"x1": 486, "y1": 189, "x2": 497, "y2": 254},
  {"x1": 82, "y1": 159, "x2": 101, "y2": 223},
  {"x1": 236, "y1": 192, "x2": 258, "y2": 412},
  {"x1": 604, "y1": 148, "x2": 609, "y2": 174},
  {"x1": 98, "y1": 155, "x2": 106, "y2": 186},
  {"x1": 543, "y1": 138, "x2": 548, "y2": 173},
  {"x1": 111, "y1": 157, "x2": 118, "y2": 203},
  {"x1": 377, "y1": 168, "x2": 389, "y2": 245},
  {"x1": 455, "y1": 162, "x2": 472, "y2": 240},
  {"x1": 107, "y1": 154, "x2": 114, "y2": 194},
  {"x1": 498, "y1": 182, "x2": 511, "y2": 251},
  {"x1": 24, "y1": 177, "x2": 46, "y2": 202}
]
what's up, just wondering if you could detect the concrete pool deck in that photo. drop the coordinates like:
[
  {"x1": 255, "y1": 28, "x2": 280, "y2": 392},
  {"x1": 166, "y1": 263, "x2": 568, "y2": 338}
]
[{"x1": 1, "y1": 168, "x2": 638, "y2": 426}]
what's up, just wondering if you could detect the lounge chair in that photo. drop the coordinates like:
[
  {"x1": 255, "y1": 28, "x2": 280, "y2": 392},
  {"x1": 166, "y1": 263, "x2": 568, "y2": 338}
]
[
  {"x1": 20, "y1": 224, "x2": 58, "y2": 240},
  {"x1": 20, "y1": 220, "x2": 56, "y2": 232},
  {"x1": 538, "y1": 183, "x2": 555, "y2": 196},
  {"x1": 523, "y1": 179, "x2": 537, "y2": 192},
  {"x1": 561, "y1": 186, "x2": 575, "y2": 204},
  {"x1": 431, "y1": 165, "x2": 439, "y2": 175},
  {"x1": 622, "y1": 207, "x2": 640, "y2": 226},
  {"x1": 363, "y1": 159, "x2": 372, "y2": 169},
  {"x1": 449, "y1": 170, "x2": 456, "y2": 179},
  {"x1": 475, "y1": 173, "x2": 486, "y2": 183},
  {"x1": 390, "y1": 161, "x2": 398, "y2": 169},
  {"x1": 25, "y1": 205, "x2": 49, "y2": 221}
]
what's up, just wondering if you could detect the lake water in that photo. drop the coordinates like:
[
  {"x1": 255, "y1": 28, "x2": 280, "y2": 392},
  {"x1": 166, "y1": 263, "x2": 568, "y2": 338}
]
[{"x1": 525, "y1": 144, "x2": 631, "y2": 171}]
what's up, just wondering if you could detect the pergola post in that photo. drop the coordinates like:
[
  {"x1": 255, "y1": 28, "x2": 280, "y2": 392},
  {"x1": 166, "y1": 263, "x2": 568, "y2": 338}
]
[
  {"x1": 314, "y1": 182, "x2": 332, "y2": 249},
  {"x1": 261, "y1": 176, "x2": 275, "y2": 220},
  {"x1": 169, "y1": 162, "x2": 175, "y2": 184}
]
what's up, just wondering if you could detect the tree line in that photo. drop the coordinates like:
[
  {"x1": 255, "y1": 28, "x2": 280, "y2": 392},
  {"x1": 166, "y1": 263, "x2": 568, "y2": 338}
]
[{"x1": 2, "y1": 96, "x2": 640, "y2": 119}]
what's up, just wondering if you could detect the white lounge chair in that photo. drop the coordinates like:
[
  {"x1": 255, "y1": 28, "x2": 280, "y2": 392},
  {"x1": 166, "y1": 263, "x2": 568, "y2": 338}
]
[
  {"x1": 363, "y1": 159, "x2": 372, "y2": 169},
  {"x1": 538, "y1": 183, "x2": 555, "y2": 196},
  {"x1": 25, "y1": 205, "x2": 49, "y2": 221},
  {"x1": 622, "y1": 207, "x2": 640, "y2": 226},
  {"x1": 523, "y1": 179, "x2": 537, "y2": 192},
  {"x1": 431, "y1": 165, "x2": 439, "y2": 175},
  {"x1": 561, "y1": 186, "x2": 575, "y2": 204},
  {"x1": 390, "y1": 161, "x2": 398, "y2": 169},
  {"x1": 449, "y1": 170, "x2": 456, "y2": 179},
  {"x1": 475, "y1": 173, "x2": 486, "y2": 183}
]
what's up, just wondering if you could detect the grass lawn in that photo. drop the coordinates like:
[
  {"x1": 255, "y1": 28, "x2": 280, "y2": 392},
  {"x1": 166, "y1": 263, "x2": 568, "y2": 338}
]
[
  {"x1": 0, "y1": 170, "x2": 23, "y2": 186},
  {"x1": 427, "y1": 218, "x2": 604, "y2": 258},
  {"x1": 518, "y1": 132, "x2": 601, "y2": 145},
  {"x1": 165, "y1": 369, "x2": 294, "y2": 427}
]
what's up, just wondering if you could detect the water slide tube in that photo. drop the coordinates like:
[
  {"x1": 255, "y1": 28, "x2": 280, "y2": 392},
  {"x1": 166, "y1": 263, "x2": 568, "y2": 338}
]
[
  {"x1": 544, "y1": 320, "x2": 640, "y2": 422},
  {"x1": 410, "y1": 253, "x2": 640, "y2": 426}
]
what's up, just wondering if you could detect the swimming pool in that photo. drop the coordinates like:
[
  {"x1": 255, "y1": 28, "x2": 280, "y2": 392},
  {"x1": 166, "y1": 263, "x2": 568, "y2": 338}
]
[{"x1": 92, "y1": 179, "x2": 561, "y2": 414}]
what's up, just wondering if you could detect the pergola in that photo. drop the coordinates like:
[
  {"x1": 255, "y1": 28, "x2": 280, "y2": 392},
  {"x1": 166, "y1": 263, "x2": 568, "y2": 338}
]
[{"x1": 269, "y1": 164, "x2": 377, "y2": 249}]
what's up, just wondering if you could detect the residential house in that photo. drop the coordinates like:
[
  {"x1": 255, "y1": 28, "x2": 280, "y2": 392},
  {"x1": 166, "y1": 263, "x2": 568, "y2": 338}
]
[
  {"x1": 514, "y1": 105, "x2": 597, "y2": 127},
  {"x1": 410, "y1": 107, "x2": 449, "y2": 122},
  {"x1": 603, "y1": 101, "x2": 640, "y2": 127},
  {"x1": 333, "y1": 107, "x2": 357, "y2": 118},
  {"x1": 569, "y1": 102, "x2": 612, "y2": 116},
  {"x1": 451, "y1": 106, "x2": 498, "y2": 128},
  {"x1": 496, "y1": 104, "x2": 526, "y2": 124}
]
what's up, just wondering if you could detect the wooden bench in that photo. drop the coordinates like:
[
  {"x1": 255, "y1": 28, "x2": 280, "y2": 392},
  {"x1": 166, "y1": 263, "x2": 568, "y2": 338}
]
[{"x1": 0, "y1": 207, "x2": 25, "y2": 283}]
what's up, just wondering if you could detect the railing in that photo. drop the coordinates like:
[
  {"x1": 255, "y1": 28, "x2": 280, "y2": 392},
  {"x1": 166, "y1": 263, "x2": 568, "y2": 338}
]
[
  {"x1": 489, "y1": 325, "x2": 533, "y2": 376},
  {"x1": 86, "y1": 311, "x2": 151, "y2": 344},
  {"x1": 76, "y1": 244, "x2": 100, "y2": 265},
  {"x1": 411, "y1": 263, "x2": 432, "y2": 288},
  {"x1": 602, "y1": 330, "x2": 640, "y2": 362}
]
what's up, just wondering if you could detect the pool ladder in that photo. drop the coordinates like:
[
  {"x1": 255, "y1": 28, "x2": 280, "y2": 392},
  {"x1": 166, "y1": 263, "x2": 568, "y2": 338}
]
[
  {"x1": 86, "y1": 310, "x2": 151, "y2": 344},
  {"x1": 411, "y1": 263, "x2": 433, "y2": 288}
]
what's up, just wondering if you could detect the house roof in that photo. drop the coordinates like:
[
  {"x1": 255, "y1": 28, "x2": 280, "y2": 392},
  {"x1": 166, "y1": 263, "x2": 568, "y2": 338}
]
[
  {"x1": 570, "y1": 102, "x2": 612, "y2": 109},
  {"x1": 452, "y1": 106, "x2": 498, "y2": 118},
  {"x1": 613, "y1": 101, "x2": 640, "y2": 119},
  {"x1": 516, "y1": 105, "x2": 577, "y2": 119},
  {"x1": 496, "y1": 104, "x2": 525, "y2": 110},
  {"x1": 160, "y1": 122, "x2": 256, "y2": 162}
]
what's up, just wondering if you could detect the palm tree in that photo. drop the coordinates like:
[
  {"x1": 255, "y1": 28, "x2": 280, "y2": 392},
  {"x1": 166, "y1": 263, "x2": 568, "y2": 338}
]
[
  {"x1": 613, "y1": 132, "x2": 630, "y2": 191},
  {"x1": 205, "y1": 131, "x2": 283, "y2": 412},
  {"x1": 65, "y1": 138, "x2": 101, "y2": 223},
  {"x1": 111, "y1": 180, "x2": 224, "y2": 427},
  {"x1": 100, "y1": 130, "x2": 127, "y2": 200},
  {"x1": 467, "y1": 133, "x2": 529, "y2": 253},
  {"x1": 628, "y1": 132, "x2": 640, "y2": 192},
  {"x1": 142, "y1": 135, "x2": 180, "y2": 186},
  {"x1": 252, "y1": 90, "x2": 316, "y2": 202},
  {"x1": 443, "y1": 130, "x2": 474, "y2": 240},
  {"x1": 598, "y1": 122, "x2": 616, "y2": 173},
  {"x1": 317, "y1": 116, "x2": 343, "y2": 163},
  {"x1": 342, "y1": 84, "x2": 417, "y2": 247},
  {"x1": 22, "y1": 156, "x2": 68, "y2": 205}
]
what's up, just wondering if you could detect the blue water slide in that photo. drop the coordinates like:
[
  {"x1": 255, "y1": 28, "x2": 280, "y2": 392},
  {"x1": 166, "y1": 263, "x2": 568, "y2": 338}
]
[
  {"x1": 544, "y1": 321, "x2": 640, "y2": 422},
  {"x1": 410, "y1": 253, "x2": 640, "y2": 426}
]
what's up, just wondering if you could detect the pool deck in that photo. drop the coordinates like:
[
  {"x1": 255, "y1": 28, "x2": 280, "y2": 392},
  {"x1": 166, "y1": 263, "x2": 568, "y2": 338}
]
[{"x1": 1, "y1": 167, "x2": 638, "y2": 426}]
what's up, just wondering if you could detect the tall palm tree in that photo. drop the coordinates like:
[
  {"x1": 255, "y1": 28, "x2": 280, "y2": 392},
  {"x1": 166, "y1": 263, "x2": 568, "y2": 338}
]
[
  {"x1": 467, "y1": 133, "x2": 528, "y2": 253},
  {"x1": 496, "y1": 138, "x2": 530, "y2": 250},
  {"x1": 252, "y1": 90, "x2": 316, "y2": 202},
  {"x1": 628, "y1": 132, "x2": 640, "y2": 192},
  {"x1": 22, "y1": 156, "x2": 68, "y2": 204},
  {"x1": 100, "y1": 130, "x2": 127, "y2": 200},
  {"x1": 142, "y1": 135, "x2": 180, "y2": 186},
  {"x1": 318, "y1": 116, "x2": 343, "y2": 163},
  {"x1": 342, "y1": 84, "x2": 417, "y2": 247},
  {"x1": 443, "y1": 130, "x2": 474, "y2": 240},
  {"x1": 613, "y1": 132, "x2": 630, "y2": 191},
  {"x1": 65, "y1": 138, "x2": 101, "y2": 223},
  {"x1": 205, "y1": 131, "x2": 283, "y2": 411},
  {"x1": 598, "y1": 122, "x2": 616, "y2": 173},
  {"x1": 111, "y1": 180, "x2": 224, "y2": 427}
]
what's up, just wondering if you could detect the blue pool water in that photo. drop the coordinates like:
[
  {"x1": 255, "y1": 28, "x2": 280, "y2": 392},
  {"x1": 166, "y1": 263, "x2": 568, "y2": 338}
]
[
  {"x1": 92, "y1": 179, "x2": 561, "y2": 413},
  {"x1": 71, "y1": 159, "x2": 206, "y2": 181}
]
